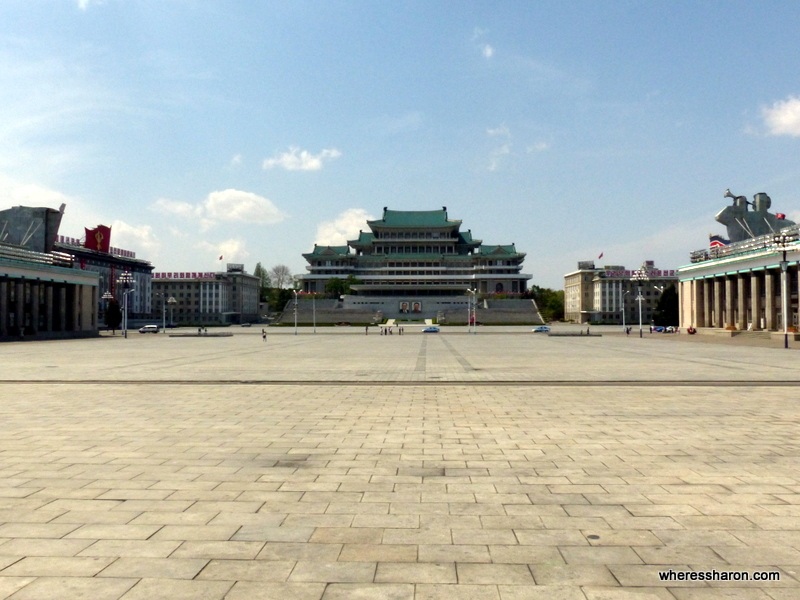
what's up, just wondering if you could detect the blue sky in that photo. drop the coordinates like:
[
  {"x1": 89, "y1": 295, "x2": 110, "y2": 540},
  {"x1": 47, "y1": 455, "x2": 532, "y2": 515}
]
[{"x1": 2, "y1": 1, "x2": 800, "y2": 288}]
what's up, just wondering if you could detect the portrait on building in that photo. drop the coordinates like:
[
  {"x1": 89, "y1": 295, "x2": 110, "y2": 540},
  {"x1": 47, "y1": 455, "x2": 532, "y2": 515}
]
[
  {"x1": 412, "y1": 301, "x2": 422, "y2": 313},
  {"x1": 399, "y1": 301, "x2": 409, "y2": 313}
]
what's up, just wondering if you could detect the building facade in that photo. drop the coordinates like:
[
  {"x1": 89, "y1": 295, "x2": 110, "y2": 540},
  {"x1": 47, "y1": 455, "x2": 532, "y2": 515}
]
[
  {"x1": 0, "y1": 245, "x2": 99, "y2": 340},
  {"x1": 678, "y1": 229, "x2": 800, "y2": 332},
  {"x1": 55, "y1": 234, "x2": 154, "y2": 320},
  {"x1": 0, "y1": 204, "x2": 99, "y2": 340},
  {"x1": 678, "y1": 191, "x2": 800, "y2": 333},
  {"x1": 152, "y1": 264, "x2": 260, "y2": 325},
  {"x1": 299, "y1": 207, "x2": 532, "y2": 319},
  {"x1": 564, "y1": 260, "x2": 678, "y2": 325}
]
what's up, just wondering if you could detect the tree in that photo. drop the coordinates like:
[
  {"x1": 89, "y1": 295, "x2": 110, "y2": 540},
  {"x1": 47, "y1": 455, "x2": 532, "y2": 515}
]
[
  {"x1": 653, "y1": 284, "x2": 679, "y2": 326},
  {"x1": 528, "y1": 286, "x2": 565, "y2": 322},
  {"x1": 253, "y1": 262, "x2": 271, "y2": 301},
  {"x1": 324, "y1": 274, "x2": 360, "y2": 297},
  {"x1": 105, "y1": 298, "x2": 122, "y2": 334},
  {"x1": 269, "y1": 264, "x2": 292, "y2": 289}
]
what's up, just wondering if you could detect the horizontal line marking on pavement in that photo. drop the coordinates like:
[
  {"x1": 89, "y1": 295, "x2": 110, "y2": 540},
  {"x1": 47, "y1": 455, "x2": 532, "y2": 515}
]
[{"x1": 1, "y1": 380, "x2": 799, "y2": 387}]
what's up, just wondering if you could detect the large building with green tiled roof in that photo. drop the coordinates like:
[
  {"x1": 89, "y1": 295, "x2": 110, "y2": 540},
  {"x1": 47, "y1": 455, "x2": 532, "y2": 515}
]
[{"x1": 300, "y1": 207, "x2": 531, "y2": 319}]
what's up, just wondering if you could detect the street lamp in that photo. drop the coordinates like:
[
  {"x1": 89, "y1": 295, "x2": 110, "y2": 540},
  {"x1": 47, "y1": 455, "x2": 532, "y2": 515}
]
[
  {"x1": 155, "y1": 292, "x2": 167, "y2": 330},
  {"x1": 631, "y1": 268, "x2": 649, "y2": 338},
  {"x1": 621, "y1": 290, "x2": 630, "y2": 333},
  {"x1": 773, "y1": 232, "x2": 798, "y2": 349},
  {"x1": 466, "y1": 288, "x2": 477, "y2": 334},
  {"x1": 293, "y1": 289, "x2": 298, "y2": 336},
  {"x1": 117, "y1": 271, "x2": 135, "y2": 338},
  {"x1": 167, "y1": 296, "x2": 177, "y2": 326},
  {"x1": 101, "y1": 290, "x2": 113, "y2": 333},
  {"x1": 312, "y1": 293, "x2": 316, "y2": 334}
]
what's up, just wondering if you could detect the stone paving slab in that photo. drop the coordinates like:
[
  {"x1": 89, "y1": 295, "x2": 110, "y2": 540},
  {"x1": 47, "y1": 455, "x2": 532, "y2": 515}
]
[{"x1": 0, "y1": 333, "x2": 798, "y2": 598}]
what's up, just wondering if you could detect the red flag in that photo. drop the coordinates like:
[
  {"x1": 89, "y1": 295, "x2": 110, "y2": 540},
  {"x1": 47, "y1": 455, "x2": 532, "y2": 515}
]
[
  {"x1": 777, "y1": 213, "x2": 786, "y2": 220},
  {"x1": 84, "y1": 225, "x2": 112, "y2": 253}
]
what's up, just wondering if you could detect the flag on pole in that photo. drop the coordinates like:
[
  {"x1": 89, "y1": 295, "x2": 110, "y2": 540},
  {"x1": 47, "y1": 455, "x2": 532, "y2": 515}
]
[
  {"x1": 598, "y1": 252, "x2": 604, "y2": 259},
  {"x1": 219, "y1": 255, "x2": 223, "y2": 260}
]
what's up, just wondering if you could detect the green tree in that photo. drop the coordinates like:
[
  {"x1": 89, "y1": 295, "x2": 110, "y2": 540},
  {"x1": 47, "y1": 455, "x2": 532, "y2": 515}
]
[
  {"x1": 105, "y1": 298, "x2": 122, "y2": 334},
  {"x1": 324, "y1": 275, "x2": 360, "y2": 297},
  {"x1": 653, "y1": 284, "x2": 679, "y2": 326},
  {"x1": 528, "y1": 286, "x2": 565, "y2": 322},
  {"x1": 253, "y1": 262, "x2": 271, "y2": 302}
]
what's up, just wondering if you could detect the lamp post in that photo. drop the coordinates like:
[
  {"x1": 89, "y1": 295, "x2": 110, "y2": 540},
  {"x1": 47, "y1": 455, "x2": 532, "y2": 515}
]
[
  {"x1": 155, "y1": 292, "x2": 167, "y2": 330},
  {"x1": 621, "y1": 290, "x2": 630, "y2": 333},
  {"x1": 117, "y1": 272, "x2": 135, "y2": 338},
  {"x1": 167, "y1": 296, "x2": 177, "y2": 326},
  {"x1": 466, "y1": 289, "x2": 476, "y2": 334},
  {"x1": 631, "y1": 268, "x2": 649, "y2": 338},
  {"x1": 773, "y1": 232, "x2": 798, "y2": 349},
  {"x1": 313, "y1": 293, "x2": 316, "y2": 334},
  {"x1": 293, "y1": 289, "x2": 298, "y2": 336},
  {"x1": 101, "y1": 290, "x2": 113, "y2": 332}
]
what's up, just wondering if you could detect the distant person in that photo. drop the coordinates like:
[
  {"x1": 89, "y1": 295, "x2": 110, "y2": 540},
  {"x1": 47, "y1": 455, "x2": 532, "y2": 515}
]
[{"x1": 262, "y1": 330, "x2": 267, "y2": 342}]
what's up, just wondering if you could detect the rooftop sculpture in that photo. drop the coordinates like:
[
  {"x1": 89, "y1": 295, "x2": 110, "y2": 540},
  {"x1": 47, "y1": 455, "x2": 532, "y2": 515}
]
[{"x1": 716, "y1": 189, "x2": 795, "y2": 243}]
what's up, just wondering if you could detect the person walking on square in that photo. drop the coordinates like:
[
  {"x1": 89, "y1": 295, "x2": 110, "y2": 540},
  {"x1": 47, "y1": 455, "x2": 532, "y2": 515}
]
[{"x1": 262, "y1": 329, "x2": 267, "y2": 342}]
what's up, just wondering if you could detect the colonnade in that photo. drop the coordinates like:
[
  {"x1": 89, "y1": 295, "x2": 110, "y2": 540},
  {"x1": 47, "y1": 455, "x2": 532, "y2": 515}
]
[
  {"x1": 680, "y1": 264, "x2": 798, "y2": 331},
  {"x1": 0, "y1": 277, "x2": 98, "y2": 338}
]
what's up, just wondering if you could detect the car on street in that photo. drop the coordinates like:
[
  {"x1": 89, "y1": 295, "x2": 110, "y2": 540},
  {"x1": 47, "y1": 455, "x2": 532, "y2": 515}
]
[
  {"x1": 138, "y1": 325, "x2": 160, "y2": 334},
  {"x1": 422, "y1": 326, "x2": 440, "y2": 333},
  {"x1": 531, "y1": 325, "x2": 551, "y2": 333}
]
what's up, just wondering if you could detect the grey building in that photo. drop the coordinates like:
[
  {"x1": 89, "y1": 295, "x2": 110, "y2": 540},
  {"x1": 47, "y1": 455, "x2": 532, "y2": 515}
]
[
  {"x1": 152, "y1": 264, "x2": 260, "y2": 325},
  {"x1": 564, "y1": 260, "x2": 678, "y2": 325}
]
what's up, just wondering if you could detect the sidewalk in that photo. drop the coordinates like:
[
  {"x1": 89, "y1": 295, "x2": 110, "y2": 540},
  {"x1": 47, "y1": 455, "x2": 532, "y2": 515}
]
[{"x1": 0, "y1": 333, "x2": 797, "y2": 599}]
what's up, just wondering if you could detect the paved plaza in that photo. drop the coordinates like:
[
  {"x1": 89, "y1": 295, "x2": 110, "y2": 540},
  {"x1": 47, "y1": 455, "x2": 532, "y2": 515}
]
[{"x1": 0, "y1": 327, "x2": 798, "y2": 599}]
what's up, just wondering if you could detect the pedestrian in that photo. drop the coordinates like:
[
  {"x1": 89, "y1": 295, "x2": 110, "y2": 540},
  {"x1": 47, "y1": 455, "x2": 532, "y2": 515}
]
[
  {"x1": 365, "y1": 325, "x2": 369, "y2": 335},
  {"x1": 262, "y1": 329, "x2": 267, "y2": 342}
]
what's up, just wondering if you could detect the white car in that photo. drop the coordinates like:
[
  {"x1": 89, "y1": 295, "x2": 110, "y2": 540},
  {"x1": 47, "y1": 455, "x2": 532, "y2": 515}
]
[
  {"x1": 531, "y1": 326, "x2": 551, "y2": 333},
  {"x1": 138, "y1": 325, "x2": 160, "y2": 334}
]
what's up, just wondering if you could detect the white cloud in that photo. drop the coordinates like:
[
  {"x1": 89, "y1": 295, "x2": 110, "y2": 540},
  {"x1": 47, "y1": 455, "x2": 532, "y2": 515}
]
[
  {"x1": 151, "y1": 198, "x2": 199, "y2": 219},
  {"x1": 482, "y1": 44, "x2": 494, "y2": 59},
  {"x1": 77, "y1": 0, "x2": 104, "y2": 10},
  {"x1": 262, "y1": 147, "x2": 342, "y2": 171},
  {"x1": 488, "y1": 144, "x2": 511, "y2": 171},
  {"x1": 229, "y1": 154, "x2": 242, "y2": 167},
  {"x1": 762, "y1": 96, "x2": 800, "y2": 137},
  {"x1": 150, "y1": 189, "x2": 287, "y2": 229},
  {"x1": 527, "y1": 141, "x2": 549, "y2": 153},
  {"x1": 0, "y1": 173, "x2": 72, "y2": 207},
  {"x1": 313, "y1": 208, "x2": 375, "y2": 247},
  {"x1": 203, "y1": 189, "x2": 286, "y2": 224},
  {"x1": 197, "y1": 238, "x2": 249, "y2": 267},
  {"x1": 487, "y1": 124, "x2": 510, "y2": 138},
  {"x1": 110, "y1": 220, "x2": 161, "y2": 257}
]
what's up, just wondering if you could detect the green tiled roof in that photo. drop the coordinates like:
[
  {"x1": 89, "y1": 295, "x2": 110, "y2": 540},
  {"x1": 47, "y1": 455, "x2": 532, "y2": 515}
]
[
  {"x1": 303, "y1": 245, "x2": 351, "y2": 258},
  {"x1": 368, "y1": 208, "x2": 461, "y2": 229},
  {"x1": 479, "y1": 244, "x2": 520, "y2": 255},
  {"x1": 348, "y1": 231, "x2": 375, "y2": 246}
]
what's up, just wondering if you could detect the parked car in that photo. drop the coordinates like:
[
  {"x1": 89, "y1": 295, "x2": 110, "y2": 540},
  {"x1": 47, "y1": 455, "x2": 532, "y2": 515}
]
[
  {"x1": 531, "y1": 325, "x2": 551, "y2": 333},
  {"x1": 422, "y1": 326, "x2": 440, "y2": 333},
  {"x1": 240, "y1": 323, "x2": 252, "y2": 327},
  {"x1": 138, "y1": 325, "x2": 160, "y2": 334}
]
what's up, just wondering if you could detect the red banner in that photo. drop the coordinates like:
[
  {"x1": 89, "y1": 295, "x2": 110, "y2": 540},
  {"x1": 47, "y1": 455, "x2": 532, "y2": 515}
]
[{"x1": 84, "y1": 225, "x2": 112, "y2": 253}]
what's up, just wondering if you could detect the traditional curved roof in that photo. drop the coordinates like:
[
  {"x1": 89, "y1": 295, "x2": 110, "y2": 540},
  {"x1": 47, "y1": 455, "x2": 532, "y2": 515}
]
[
  {"x1": 478, "y1": 244, "x2": 524, "y2": 257},
  {"x1": 367, "y1": 207, "x2": 461, "y2": 229},
  {"x1": 302, "y1": 245, "x2": 352, "y2": 259}
]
